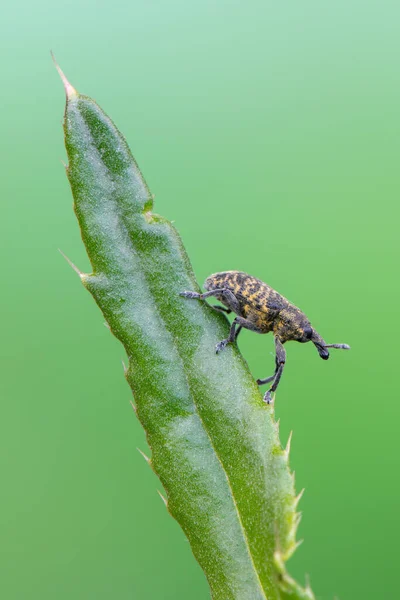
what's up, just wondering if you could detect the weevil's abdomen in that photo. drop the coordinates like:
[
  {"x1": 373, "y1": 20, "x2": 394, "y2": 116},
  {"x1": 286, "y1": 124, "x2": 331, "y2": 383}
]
[{"x1": 204, "y1": 271, "x2": 288, "y2": 315}]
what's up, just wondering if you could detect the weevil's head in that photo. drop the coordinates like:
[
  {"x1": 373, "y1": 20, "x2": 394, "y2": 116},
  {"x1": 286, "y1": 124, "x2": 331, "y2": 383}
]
[
  {"x1": 276, "y1": 308, "x2": 315, "y2": 344},
  {"x1": 278, "y1": 309, "x2": 350, "y2": 358},
  {"x1": 296, "y1": 320, "x2": 315, "y2": 344}
]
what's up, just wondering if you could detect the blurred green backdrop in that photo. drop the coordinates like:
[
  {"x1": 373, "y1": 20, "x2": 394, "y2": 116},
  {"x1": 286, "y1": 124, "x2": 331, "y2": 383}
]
[{"x1": 1, "y1": 1, "x2": 399, "y2": 599}]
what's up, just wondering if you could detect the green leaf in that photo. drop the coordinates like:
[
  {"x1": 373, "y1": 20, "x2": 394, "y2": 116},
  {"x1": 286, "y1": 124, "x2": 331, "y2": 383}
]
[{"x1": 57, "y1": 61, "x2": 315, "y2": 600}]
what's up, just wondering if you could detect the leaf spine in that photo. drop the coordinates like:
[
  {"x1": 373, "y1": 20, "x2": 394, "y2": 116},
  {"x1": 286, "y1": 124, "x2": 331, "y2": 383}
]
[
  {"x1": 285, "y1": 430, "x2": 293, "y2": 458},
  {"x1": 58, "y1": 249, "x2": 86, "y2": 280},
  {"x1": 137, "y1": 447, "x2": 151, "y2": 464},
  {"x1": 294, "y1": 488, "x2": 305, "y2": 509},
  {"x1": 157, "y1": 490, "x2": 168, "y2": 507}
]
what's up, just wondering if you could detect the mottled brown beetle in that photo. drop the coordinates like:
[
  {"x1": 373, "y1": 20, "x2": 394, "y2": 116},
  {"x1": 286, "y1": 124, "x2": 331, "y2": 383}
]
[{"x1": 180, "y1": 271, "x2": 350, "y2": 404}]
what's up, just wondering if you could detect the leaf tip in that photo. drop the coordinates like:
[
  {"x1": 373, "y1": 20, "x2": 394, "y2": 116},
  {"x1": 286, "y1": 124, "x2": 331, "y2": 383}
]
[{"x1": 51, "y1": 52, "x2": 78, "y2": 100}]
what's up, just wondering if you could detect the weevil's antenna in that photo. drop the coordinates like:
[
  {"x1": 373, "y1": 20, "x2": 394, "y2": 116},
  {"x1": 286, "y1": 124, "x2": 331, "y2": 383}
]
[{"x1": 324, "y1": 343, "x2": 350, "y2": 350}]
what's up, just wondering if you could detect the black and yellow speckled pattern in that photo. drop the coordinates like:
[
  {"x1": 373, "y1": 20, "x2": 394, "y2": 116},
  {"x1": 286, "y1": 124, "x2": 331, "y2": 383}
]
[
  {"x1": 181, "y1": 270, "x2": 349, "y2": 403},
  {"x1": 204, "y1": 271, "x2": 311, "y2": 342},
  {"x1": 205, "y1": 271, "x2": 287, "y2": 313}
]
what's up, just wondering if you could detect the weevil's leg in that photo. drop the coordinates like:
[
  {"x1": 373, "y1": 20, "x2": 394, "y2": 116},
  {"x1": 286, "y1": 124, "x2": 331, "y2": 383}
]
[
  {"x1": 230, "y1": 316, "x2": 264, "y2": 334},
  {"x1": 180, "y1": 288, "x2": 225, "y2": 300},
  {"x1": 210, "y1": 305, "x2": 232, "y2": 314},
  {"x1": 257, "y1": 374, "x2": 275, "y2": 385},
  {"x1": 180, "y1": 289, "x2": 216, "y2": 300},
  {"x1": 215, "y1": 318, "x2": 240, "y2": 354},
  {"x1": 263, "y1": 337, "x2": 286, "y2": 404},
  {"x1": 216, "y1": 316, "x2": 261, "y2": 354},
  {"x1": 180, "y1": 288, "x2": 241, "y2": 314},
  {"x1": 217, "y1": 289, "x2": 242, "y2": 314},
  {"x1": 257, "y1": 352, "x2": 279, "y2": 385}
]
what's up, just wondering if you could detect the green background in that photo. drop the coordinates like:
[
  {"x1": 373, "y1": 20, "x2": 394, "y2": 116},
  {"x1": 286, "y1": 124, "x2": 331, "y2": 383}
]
[{"x1": 1, "y1": 1, "x2": 399, "y2": 598}]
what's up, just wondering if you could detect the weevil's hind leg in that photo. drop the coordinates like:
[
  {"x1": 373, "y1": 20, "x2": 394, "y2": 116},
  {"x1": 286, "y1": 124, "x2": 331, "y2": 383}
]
[
  {"x1": 263, "y1": 337, "x2": 286, "y2": 404},
  {"x1": 180, "y1": 288, "x2": 241, "y2": 314},
  {"x1": 210, "y1": 304, "x2": 232, "y2": 314},
  {"x1": 213, "y1": 289, "x2": 242, "y2": 314}
]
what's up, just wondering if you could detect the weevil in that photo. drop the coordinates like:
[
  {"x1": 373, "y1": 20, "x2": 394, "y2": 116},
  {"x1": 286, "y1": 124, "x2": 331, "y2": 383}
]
[{"x1": 180, "y1": 271, "x2": 350, "y2": 404}]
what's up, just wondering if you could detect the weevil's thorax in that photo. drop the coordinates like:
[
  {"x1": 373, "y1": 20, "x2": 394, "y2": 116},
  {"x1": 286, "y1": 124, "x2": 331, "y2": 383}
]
[{"x1": 274, "y1": 304, "x2": 313, "y2": 344}]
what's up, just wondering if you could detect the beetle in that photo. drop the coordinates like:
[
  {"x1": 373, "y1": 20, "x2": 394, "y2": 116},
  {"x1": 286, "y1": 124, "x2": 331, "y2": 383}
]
[{"x1": 180, "y1": 271, "x2": 350, "y2": 404}]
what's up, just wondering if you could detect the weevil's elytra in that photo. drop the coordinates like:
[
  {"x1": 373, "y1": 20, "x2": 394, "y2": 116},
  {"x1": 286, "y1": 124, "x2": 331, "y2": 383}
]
[{"x1": 180, "y1": 271, "x2": 350, "y2": 404}]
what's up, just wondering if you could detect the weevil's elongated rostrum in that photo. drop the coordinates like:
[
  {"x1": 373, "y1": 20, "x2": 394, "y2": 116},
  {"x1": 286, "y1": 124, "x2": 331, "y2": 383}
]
[{"x1": 181, "y1": 271, "x2": 350, "y2": 404}]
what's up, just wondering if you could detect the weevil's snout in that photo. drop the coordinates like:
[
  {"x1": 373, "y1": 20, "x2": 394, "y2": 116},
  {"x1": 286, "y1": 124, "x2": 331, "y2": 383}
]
[
  {"x1": 311, "y1": 330, "x2": 330, "y2": 359},
  {"x1": 311, "y1": 330, "x2": 351, "y2": 359},
  {"x1": 316, "y1": 345, "x2": 330, "y2": 360}
]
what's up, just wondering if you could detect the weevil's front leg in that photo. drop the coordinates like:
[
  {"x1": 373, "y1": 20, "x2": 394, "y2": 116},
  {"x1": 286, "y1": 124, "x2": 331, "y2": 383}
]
[
  {"x1": 263, "y1": 336, "x2": 286, "y2": 404},
  {"x1": 180, "y1": 288, "x2": 241, "y2": 315},
  {"x1": 257, "y1": 352, "x2": 279, "y2": 386},
  {"x1": 256, "y1": 373, "x2": 275, "y2": 385}
]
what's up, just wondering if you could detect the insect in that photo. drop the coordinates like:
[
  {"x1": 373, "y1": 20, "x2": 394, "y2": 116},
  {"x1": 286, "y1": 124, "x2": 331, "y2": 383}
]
[{"x1": 180, "y1": 271, "x2": 350, "y2": 404}]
